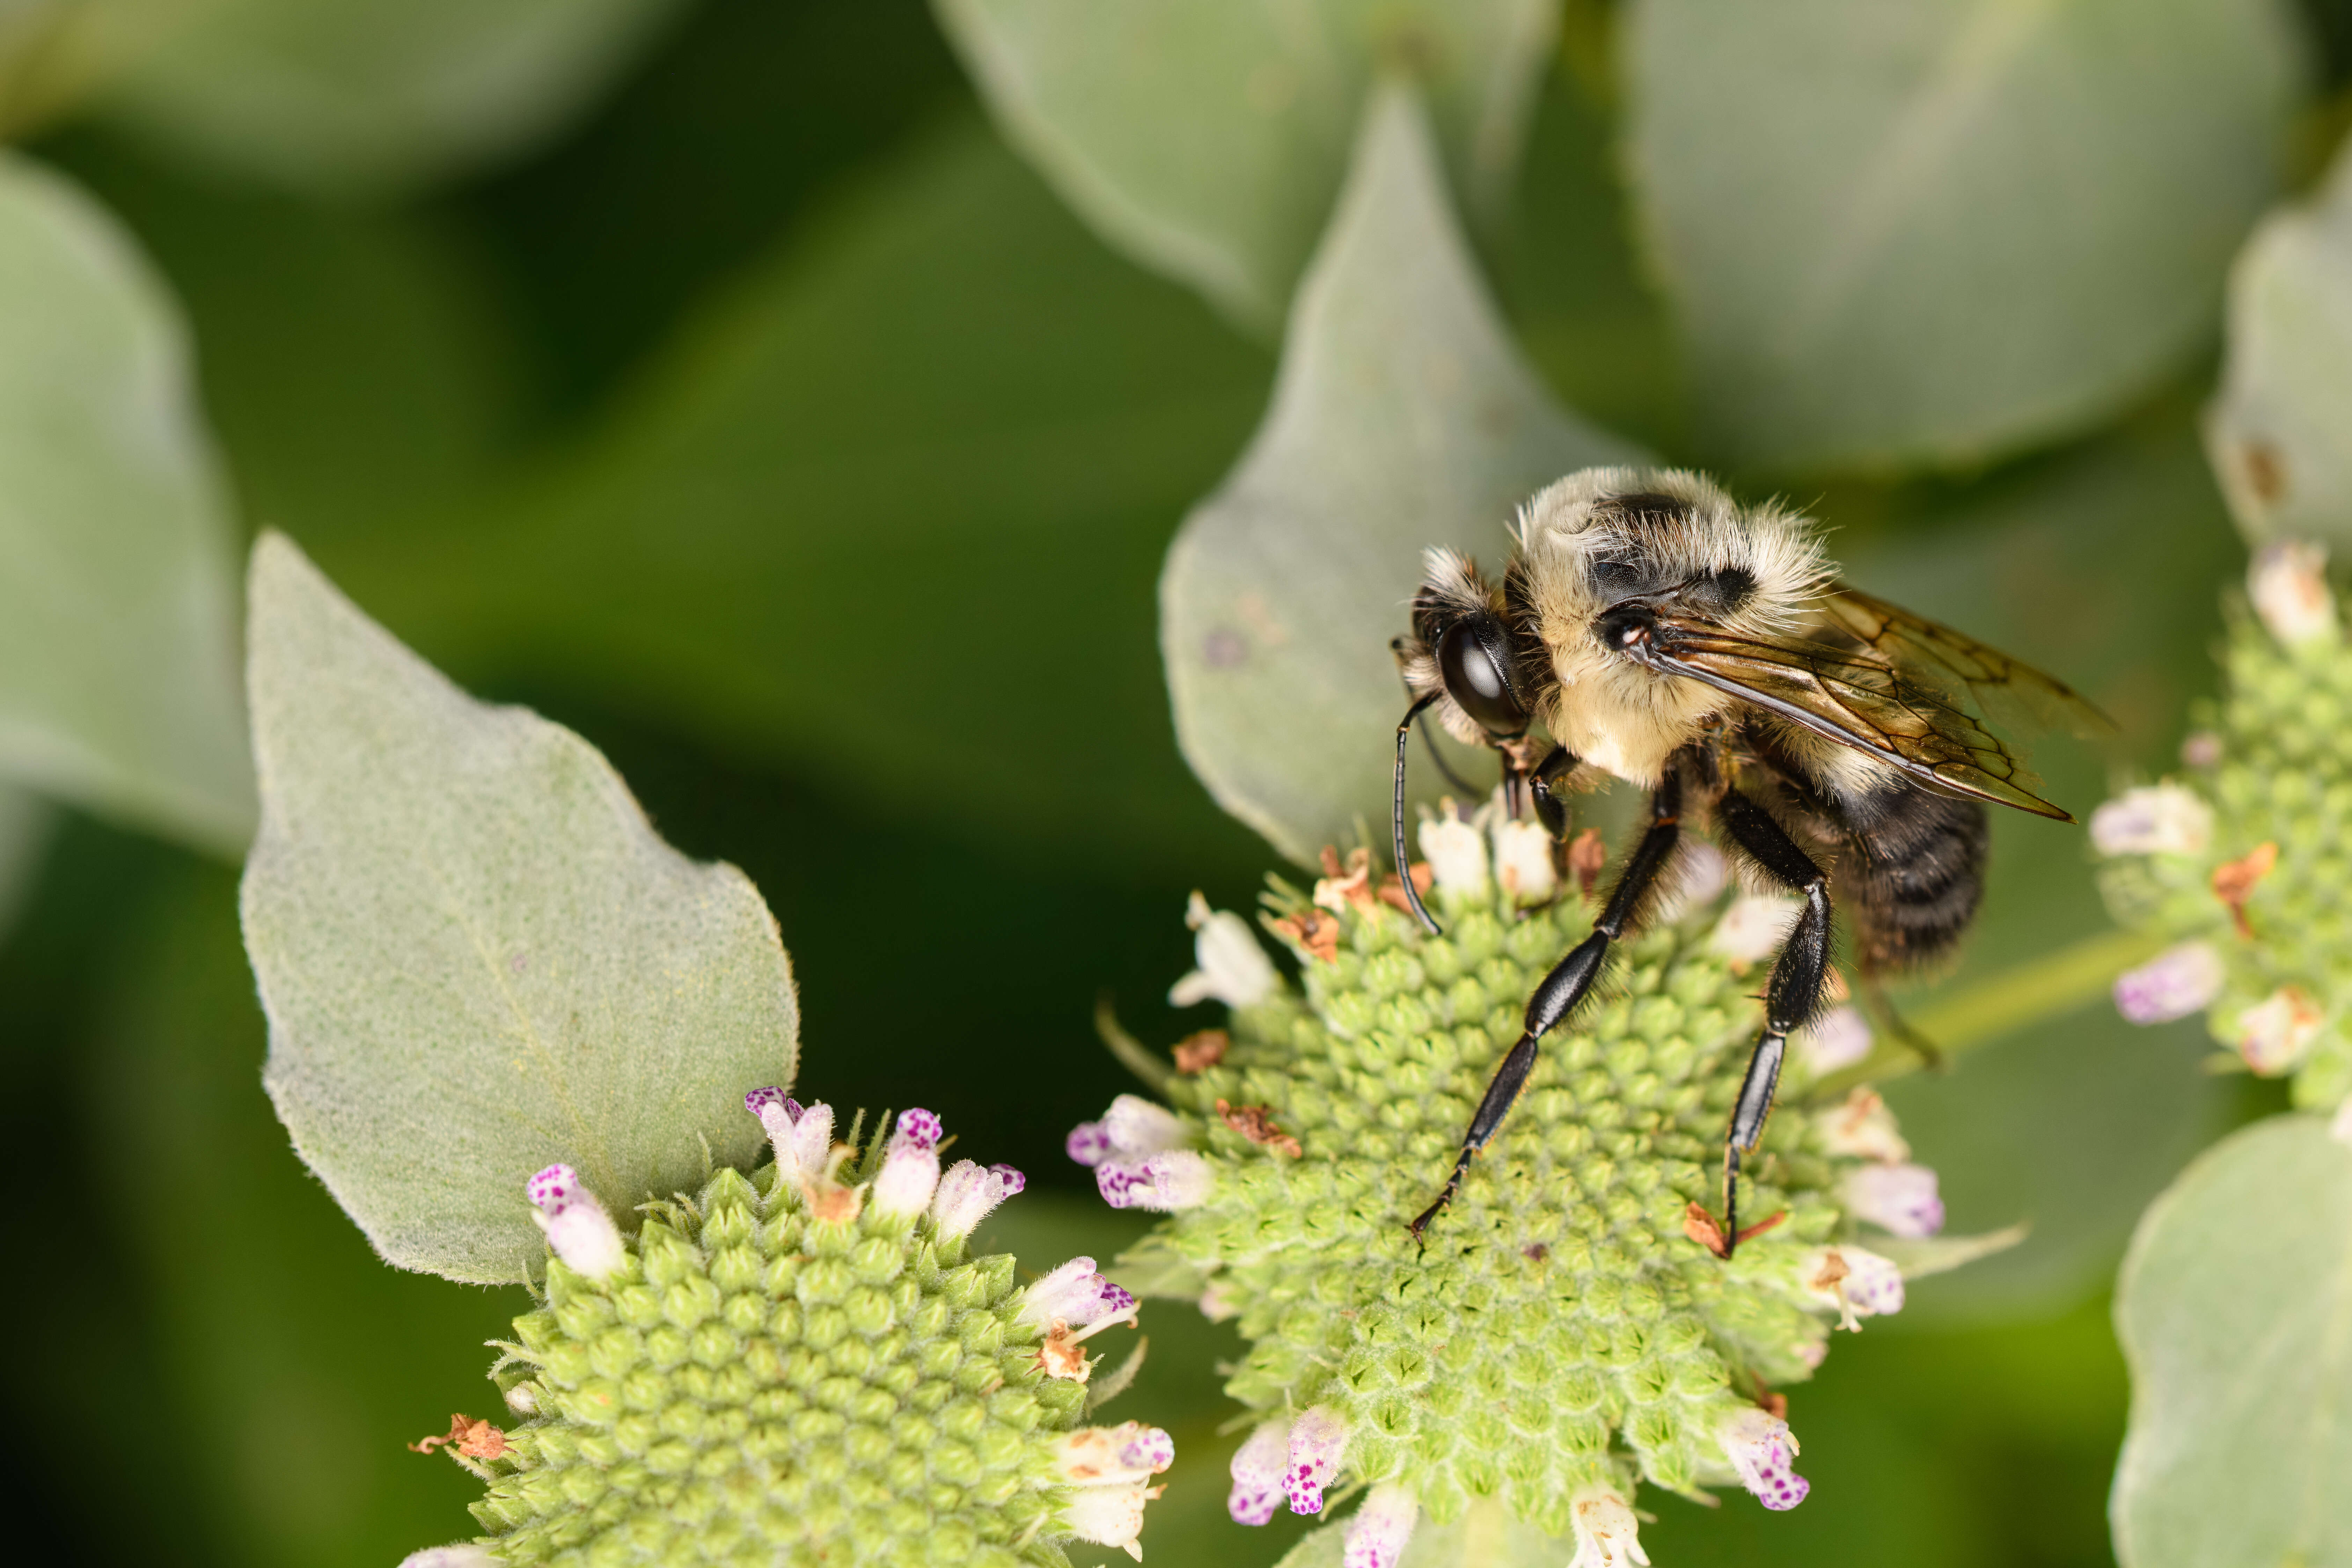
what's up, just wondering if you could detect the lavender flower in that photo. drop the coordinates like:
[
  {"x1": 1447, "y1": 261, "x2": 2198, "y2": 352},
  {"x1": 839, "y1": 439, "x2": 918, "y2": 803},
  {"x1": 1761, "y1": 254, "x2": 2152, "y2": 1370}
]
[
  {"x1": 930, "y1": 1159, "x2": 1024, "y2": 1240},
  {"x1": 525, "y1": 1164, "x2": 624, "y2": 1281},
  {"x1": 1718, "y1": 1407, "x2": 1809, "y2": 1511},
  {"x1": 1342, "y1": 1483, "x2": 1420, "y2": 1568},
  {"x1": 1054, "y1": 1422, "x2": 1175, "y2": 1561},
  {"x1": 1568, "y1": 1486, "x2": 1650, "y2": 1567},
  {"x1": 870, "y1": 1106, "x2": 944, "y2": 1216},
  {"x1": 1284, "y1": 1405, "x2": 1349, "y2": 1515},
  {"x1": 2090, "y1": 784, "x2": 2214, "y2": 857},
  {"x1": 1227, "y1": 1417, "x2": 1291, "y2": 1525},
  {"x1": 1843, "y1": 1162, "x2": 1945, "y2": 1238},
  {"x1": 1096, "y1": 1149, "x2": 1214, "y2": 1211},
  {"x1": 2112, "y1": 941, "x2": 2227, "y2": 1025},
  {"x1": 1016, "y1": 1256, "x2": 1138, "y2": 1333}
]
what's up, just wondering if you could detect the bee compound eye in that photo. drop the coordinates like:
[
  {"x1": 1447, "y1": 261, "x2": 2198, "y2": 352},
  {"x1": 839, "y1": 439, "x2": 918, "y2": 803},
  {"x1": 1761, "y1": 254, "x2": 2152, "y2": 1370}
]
[{"x1": 1437, "y1": 620, "x2": 1528, "y2": 735}]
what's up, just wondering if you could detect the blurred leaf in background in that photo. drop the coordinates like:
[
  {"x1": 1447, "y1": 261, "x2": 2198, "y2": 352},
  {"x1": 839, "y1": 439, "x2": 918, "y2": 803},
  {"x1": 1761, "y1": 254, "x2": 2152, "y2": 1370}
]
[
  {"x1": 2207, "y1": 131, "x2": 2352, "y2": 547},
  {"x1": 1627, "y1": 0, "x2": 2305, "y2": 472},
  {"x1": 6, "y1": 0, "x2": 690, "y2": 197},
  {"x1": 1162, "y1": 83, "x2": 1634, "y2": 864},
  {"x1": 0, "y1": 149, "x2": 251, "y2": 853},
  {"x1": 0, "y1": 782, "x2": 50, "y2": 943},
  {"x1": 2111, "y1": 1115, "x2": 2352, "y2": 1568},
  {"x1": 937, "y1": 0, "x2": 1560, "y2": 330}
]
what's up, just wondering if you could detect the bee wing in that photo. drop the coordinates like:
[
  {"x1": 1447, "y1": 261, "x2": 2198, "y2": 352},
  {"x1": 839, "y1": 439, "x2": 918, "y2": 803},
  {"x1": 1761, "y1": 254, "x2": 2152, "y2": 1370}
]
[{"x1": 1645, "y1": 586, "x2": 2106, "y2": 822}]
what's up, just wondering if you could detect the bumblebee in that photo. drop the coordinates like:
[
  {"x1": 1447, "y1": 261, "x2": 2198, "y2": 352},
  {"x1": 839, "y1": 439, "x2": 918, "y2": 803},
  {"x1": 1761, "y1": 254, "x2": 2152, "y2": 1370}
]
[{"x1": 1392, "y1": 468, "x2": 2102, "y2": 1252}]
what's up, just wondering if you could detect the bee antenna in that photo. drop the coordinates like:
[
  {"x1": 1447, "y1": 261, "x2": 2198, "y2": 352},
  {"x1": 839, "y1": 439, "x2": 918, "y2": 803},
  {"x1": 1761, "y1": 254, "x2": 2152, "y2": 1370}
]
[{"x1": 1393, "y1": 693, "x2": 1444, "y2": 936}]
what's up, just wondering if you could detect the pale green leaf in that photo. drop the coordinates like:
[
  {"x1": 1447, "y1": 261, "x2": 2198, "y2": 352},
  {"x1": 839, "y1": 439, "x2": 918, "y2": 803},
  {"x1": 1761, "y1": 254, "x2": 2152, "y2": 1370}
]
[
  {"x1": 935, "y1": 0, "x2": 1559, "y2": 329},
  {"x1": 0, "y1": 150, "x2": 253, "y2": 854},
  {"x1": 1162, "y1": 83, "x2": 1639, "y2": 865},
  {"x1": 1275, "y1": 1498, "x2": 1566, "y2": 1568},
  {"x1": 2112, "y1": 1114, "x2": 2352, "y2": 1568},
  {"x1": 1627, "y1": 0, "x2": 2303, "y2": 471},
  {"x1": 2207, "y1": 137, "x2": 2352, "y2": 547},
  {"x1": 86, "y1": 0, "x2": 686, "y2": 196},
  {"x1": 240, "y1": 533, "x2": 797, "y2": 1284}
]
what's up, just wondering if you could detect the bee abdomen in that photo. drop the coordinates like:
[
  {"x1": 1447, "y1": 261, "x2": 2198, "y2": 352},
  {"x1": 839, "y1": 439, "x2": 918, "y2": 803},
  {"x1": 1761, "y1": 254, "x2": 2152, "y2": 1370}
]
[{"x1": 1839, "y1": 785, "x2": 1989, "y2": 974}]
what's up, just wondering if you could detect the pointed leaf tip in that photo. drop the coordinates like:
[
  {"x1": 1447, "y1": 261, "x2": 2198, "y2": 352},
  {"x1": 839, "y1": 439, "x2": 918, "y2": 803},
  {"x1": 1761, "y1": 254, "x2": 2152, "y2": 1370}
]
[{"x1": 240, "y1": 534, "x2": 796, "y2": 1283}]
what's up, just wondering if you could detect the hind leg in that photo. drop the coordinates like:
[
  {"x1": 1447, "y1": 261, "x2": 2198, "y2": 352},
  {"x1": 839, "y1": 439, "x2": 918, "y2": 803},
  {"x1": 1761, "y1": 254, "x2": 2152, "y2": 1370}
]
[{"x1": 1714, "y1": 789, "x2": 1834, "y2": 1257}]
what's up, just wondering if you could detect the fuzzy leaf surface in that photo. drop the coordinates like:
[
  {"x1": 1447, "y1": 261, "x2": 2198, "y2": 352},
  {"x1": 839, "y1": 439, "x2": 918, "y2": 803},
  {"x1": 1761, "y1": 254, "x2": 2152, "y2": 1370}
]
[
  {"x1": 2208, "y1": 139, "x2": 2352, "y2": 548},
  {"x1": 1162, "y1": 83, "x2": 1636, "y2": 865},
  {"x1": 0, "y1": 151, "x2": 253, "y2": 853},
  {"x1": 935, "y1": 0, "x2": 1558, "y2": 329},
  {"x1": 240, "y1": 534, "x2": 797, "y2": 1283},
  {"x1": 89, "y1": 0, "x2": 686, "y2": 196},
  {"x1": 1627, "y1": 0, "x2": 2302, "y2": 470},
  {"x1": 2112, "y1": 1114, "x2": 2352, "y2": 1568}
]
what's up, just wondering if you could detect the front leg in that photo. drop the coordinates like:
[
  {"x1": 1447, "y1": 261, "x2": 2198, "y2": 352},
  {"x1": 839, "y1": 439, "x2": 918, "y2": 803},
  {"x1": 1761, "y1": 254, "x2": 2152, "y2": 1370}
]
[
  {"x1": 1713, "y1": 789, "x2": 1834, "y2": 1257},
  {"x1": 1408, "y1": 767, "x2": 1680, "y2": 1242}
]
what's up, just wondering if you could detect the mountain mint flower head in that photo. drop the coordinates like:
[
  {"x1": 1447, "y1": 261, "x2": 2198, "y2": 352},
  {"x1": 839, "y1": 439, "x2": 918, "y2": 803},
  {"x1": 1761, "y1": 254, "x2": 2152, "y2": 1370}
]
[
  {"x1": 424, "y1": 1100, "x2": 1170, "y2": 1565},
  {"x1": 1072, "y1": 796, "x2": 1974, "y2": 1559},
  {"x1": 2097, "y1": 547, "x2": 2352, "y2": 1110}
]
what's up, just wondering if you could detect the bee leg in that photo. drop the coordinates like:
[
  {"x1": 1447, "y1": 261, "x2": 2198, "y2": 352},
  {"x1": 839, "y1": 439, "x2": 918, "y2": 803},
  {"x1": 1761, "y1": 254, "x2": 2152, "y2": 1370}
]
[
  {"x1": 1714, "y1": 789, "x2": 1834, "y2": 1259},
  {"x1": 1529, "y1": 743, "x2": 1577, "y2": 840},
  {"x1": 1408, "y1": 769, "x2": 1679, "y2": 1243}
]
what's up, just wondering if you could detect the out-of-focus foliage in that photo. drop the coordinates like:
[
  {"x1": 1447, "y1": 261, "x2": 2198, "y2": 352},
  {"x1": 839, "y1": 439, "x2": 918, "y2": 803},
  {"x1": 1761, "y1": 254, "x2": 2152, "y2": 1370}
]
[
  {"x1": 3, "y1": 0, "x2": 2350, "y2": 1562},
  {"x1": 0, "y1": 782, "x2": 50, "y2": 941},
  {"x1": 1627, "y1": 0, "x2": 2305, "y2": 471},
  {"x1": 1163, "y1": 85, "x2": 1632, "y2": 865},
  {"x1": 0, "y1": 150, "x2": 250, "y2": 853},
  {"x1": 2111, "y1": 1115, "x2": 2352, "y2": 1568},
  {"x1": 936, "y1": 0, "x2": 1559, "y2": 329},
  {"x1": 242, "y1": 538, "x2": 796, "y2": 1282},
  {"x1": 2, "y1": 0, "x2": 686, "y2": 196},
  {"x1": 2209, "y1": 135, "x2": 2352, "y2": 547}
]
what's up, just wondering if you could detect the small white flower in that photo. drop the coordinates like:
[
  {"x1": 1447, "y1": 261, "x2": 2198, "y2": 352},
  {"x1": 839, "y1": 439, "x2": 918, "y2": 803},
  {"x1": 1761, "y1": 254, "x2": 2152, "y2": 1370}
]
[
  {"x1": 1169, "y1": 892, "x2": 1280, "y2": 1009},
  {"x1": 1055, "y1": 1422, "x2": 1174, "y2": 1562},
  {"x1": 2112, "y1": 942, "x2": 2226, "y2": 1025},
  {"x1": 1717, "y1": 1407, "x2": 1810, "y2": 1511},
  {"x1": 1096, "y1": 1149, "x2": 1215, "y2": 1211},
  {"x1": 929, "y1": 1159, "x2": 1025, "y2": 1240},
  {"x1": 1801, "y1": 1244, "x2": 1905, "y2": 1330},
  {"x1": 502, "y1": 1383, "x2": 538, "y2": 1417},
  {"x1": 2249, "y1": 539, "x2": 2339, "y2": 648},
  {"x1": 1568, "y1": 1485, "x2": 1650, "y2": 1567},
  {"x1": 2090, "y1": 784, "x2": 2215, "y2": 858},
  {"x1": 2329, "y1": 1094, "x2": 2352, "y2": 1149},
  {"x1": 2233, "y1": 986, "x2": 2324, "y2": 1074},
  {"x1": 1710, "y1": 893, "x2": 1798, "y2": 967},
  {"x1": 1228, "y1": 1417, "x2": 1291, "y2": 1525},
  {"x1": 1797, "y1": 1004, "x2": 1873, "y2": 1074},
  {"x1": 1342, "y1": 1483, "x2": 1420, "y2": 1568},
  {"x1": 526, "y1": 1164, "x2": 624, "y2": 1281},
  {"x1": 1102, "y1": 1094, "x2": 1188, "y2": 1159},
  {"x1": 1284, "y1": 1405, "x2": 1349, "y2": 1515},
  {"x1": 1491, "y1": 816, "x2": 1557, "y2": 905},
  {"x1": 1844, "y1": 1162, "x2": 1945, "y2": 1238},
  {"x1": 1420, "y1": 809, "x2": 1490, "y2": 898},
  {"x1": 399, "y1": 1548, "x2": 498, "y2": 1568},
  {"x1": 870, "y1": 1107, "x2": 943, "y2": 1217},
  {"x1": 1016, "y1": 1256, "x2": 1138, "y2": 1333},
  {"x1": 1817, "y1": 1087, "x2": 1910, "y2": 1164}
]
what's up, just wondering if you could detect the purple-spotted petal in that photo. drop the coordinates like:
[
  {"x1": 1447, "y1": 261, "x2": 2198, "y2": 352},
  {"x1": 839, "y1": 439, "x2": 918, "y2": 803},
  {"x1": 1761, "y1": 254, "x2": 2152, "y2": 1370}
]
[
  {"x1": 1720, "y1": 1407, "x2": 1809, "y2": 1511},
  {"x1": 1341, "y1": 1484, "x2": 1419, "y2": 1568},
  {"x1": 1283, "y1": 1406, "x2": 1348, "y2": 1515},
  {"x1": 1066, "y1": 1121, "x2": 1114, "y2": 1167},
  {"x1": 1227, "y1": 1419, "x2": 1291, "y2": 1526}
]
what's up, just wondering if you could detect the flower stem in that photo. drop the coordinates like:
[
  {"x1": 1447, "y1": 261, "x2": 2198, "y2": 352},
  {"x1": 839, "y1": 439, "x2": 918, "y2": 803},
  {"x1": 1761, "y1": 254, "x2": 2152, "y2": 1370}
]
[{"x1": 1814, "y1": 927, "x2": 2173, "y2": 1099}]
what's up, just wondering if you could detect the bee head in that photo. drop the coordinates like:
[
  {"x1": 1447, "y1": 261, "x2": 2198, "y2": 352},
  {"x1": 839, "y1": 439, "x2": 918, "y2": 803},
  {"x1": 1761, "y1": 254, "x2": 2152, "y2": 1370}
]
[{"x1": 1399, "y1": 547, "x2": 1533, "y2": 742}]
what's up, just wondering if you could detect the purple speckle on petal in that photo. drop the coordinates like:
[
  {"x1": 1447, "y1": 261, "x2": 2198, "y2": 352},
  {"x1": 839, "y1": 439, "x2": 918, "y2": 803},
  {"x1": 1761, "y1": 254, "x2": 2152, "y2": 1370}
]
[
  {"x1": 526, "y1": 1164, "x2": 578, "y2": 1213},
  {"x1": 744, "y1": 1086, "x2": 791, "y2": 1118},
  {"x1": 1100, "y1": 1281, "x2": 1137, "y2": 1313},
  {"x1": 1066, "y1": 1121, "x2": 1113, "y2": 1166},
  {"x1": 990, "y1": 1164, "x2": 1026, "y2": 1196},
  {"x1": 896, "y1": 1107, "x2": 943, "y2": 1150},
  {"x1": 1121, "y1": 1427, "x2": 1175, "y2": 1471}
]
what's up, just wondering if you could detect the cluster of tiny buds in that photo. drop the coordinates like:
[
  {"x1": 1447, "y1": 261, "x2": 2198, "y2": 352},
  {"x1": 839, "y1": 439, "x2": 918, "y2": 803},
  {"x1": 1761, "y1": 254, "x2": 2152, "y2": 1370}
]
[{"x1": 481, "y1": 1094, "x2": 1179, "y2": 1565}]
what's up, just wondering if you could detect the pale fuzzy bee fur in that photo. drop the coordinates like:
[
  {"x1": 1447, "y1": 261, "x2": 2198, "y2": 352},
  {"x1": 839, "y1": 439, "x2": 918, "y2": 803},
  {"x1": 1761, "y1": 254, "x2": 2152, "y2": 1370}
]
[{"x1": 1406, "y1": 467, "x2": 1901, "y2": 802}]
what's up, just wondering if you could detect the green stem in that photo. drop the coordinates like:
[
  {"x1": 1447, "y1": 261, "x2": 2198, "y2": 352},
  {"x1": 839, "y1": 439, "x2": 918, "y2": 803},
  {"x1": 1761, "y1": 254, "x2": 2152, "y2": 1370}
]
[{"x1": 1812, "y1": 926, "x2": 2171, "y2": 1100}]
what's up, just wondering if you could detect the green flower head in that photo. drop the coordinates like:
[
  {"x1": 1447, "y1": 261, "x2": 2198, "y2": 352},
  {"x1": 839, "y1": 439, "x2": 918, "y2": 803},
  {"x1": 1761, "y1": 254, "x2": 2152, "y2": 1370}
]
[{"x1": 1071, "y1": 801, "x2": 1963, "y2": 1566}]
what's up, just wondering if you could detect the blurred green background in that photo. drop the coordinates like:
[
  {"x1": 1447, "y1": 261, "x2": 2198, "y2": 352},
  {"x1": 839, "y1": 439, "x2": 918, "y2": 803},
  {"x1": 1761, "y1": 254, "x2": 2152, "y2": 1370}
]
[{"x1": 0, "y1": 0, "x2": 2337, "y2": 1562}]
